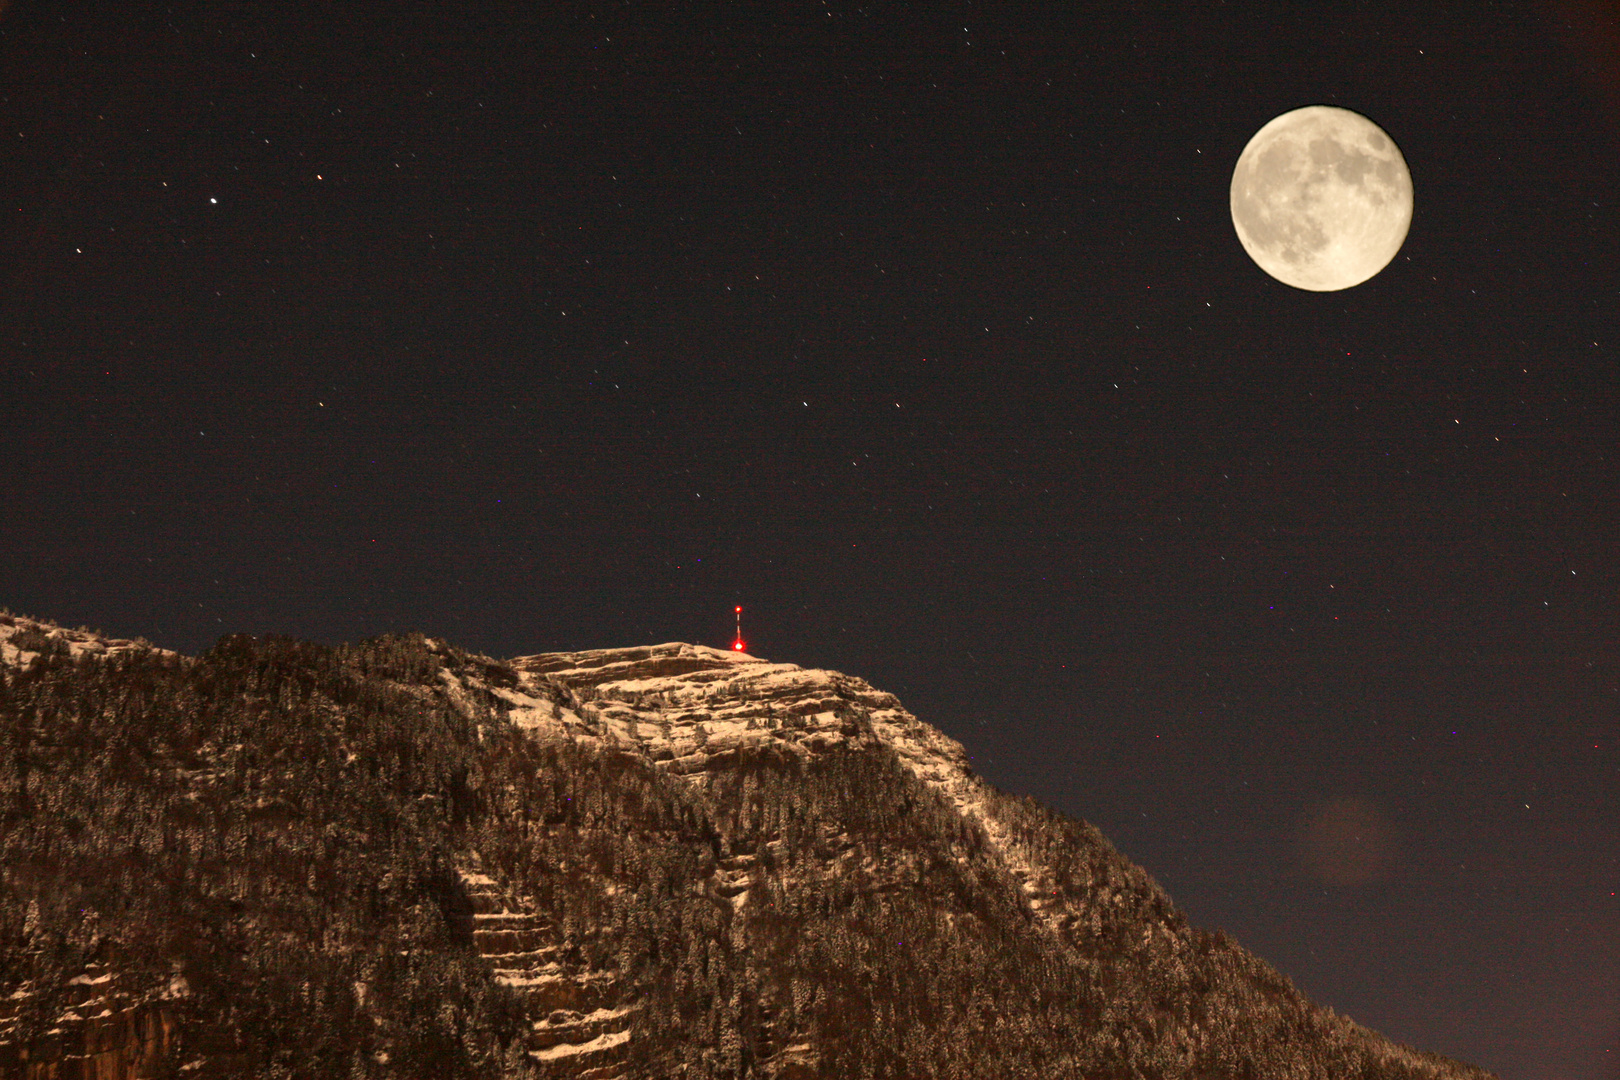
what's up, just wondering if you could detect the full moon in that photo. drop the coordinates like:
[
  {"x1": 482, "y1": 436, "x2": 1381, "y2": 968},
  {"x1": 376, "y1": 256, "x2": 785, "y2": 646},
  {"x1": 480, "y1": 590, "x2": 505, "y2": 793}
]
[{"x1": 1230, "y1": 106, "x2": 1413, "y2": 291}]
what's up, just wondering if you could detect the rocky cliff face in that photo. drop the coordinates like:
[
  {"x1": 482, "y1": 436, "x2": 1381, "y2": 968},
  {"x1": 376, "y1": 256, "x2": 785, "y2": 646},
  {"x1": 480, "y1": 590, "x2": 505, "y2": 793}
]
[
  {"x1": 0, "y1": 967, "x2": 178, "y2": 1080},
  {"x1": 0, "y1": 617, "x2": 1497, "y2": 1079},
  {"x1": 509, "y1": 642, "x2": 1116, "y2": 939},
  {"x1": 0, "y1": 616, "x2": 168, "y2": 669}
]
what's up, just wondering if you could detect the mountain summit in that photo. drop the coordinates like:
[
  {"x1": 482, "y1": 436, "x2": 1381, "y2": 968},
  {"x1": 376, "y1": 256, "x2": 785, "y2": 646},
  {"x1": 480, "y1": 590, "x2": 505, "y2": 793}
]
[{"x1": 0, "y1": 614, "x2": 1494, "y2": 1079}]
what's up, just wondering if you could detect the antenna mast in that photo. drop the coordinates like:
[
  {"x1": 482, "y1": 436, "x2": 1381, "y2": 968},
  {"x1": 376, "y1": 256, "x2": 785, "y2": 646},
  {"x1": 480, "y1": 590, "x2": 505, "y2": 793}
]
[{"x1": 732, "y1": 606, "x2": 745, "y2": 652}]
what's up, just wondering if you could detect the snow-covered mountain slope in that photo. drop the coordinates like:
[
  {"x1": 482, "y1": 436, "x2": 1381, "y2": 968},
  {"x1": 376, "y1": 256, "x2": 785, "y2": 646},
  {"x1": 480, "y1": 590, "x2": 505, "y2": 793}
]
[
  {"x1": 480, "y1": 642, "x2": 1489, "y2": 1079},
  {"x1": 0, "y1": 626, "x2": 1496, "y2": 1079},
  {"x1": 0, "y1": 612, "x2": 171, "y2": 670},
  {"x1": 501, "y1": 643, "x2": 1072, "y2": 931}
]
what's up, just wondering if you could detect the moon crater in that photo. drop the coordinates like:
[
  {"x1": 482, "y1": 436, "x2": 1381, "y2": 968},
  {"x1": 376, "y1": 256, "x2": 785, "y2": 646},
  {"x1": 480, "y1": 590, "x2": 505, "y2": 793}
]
[{"x1": 1230, "y1": 106, "x2": 1413, "y2": 291}]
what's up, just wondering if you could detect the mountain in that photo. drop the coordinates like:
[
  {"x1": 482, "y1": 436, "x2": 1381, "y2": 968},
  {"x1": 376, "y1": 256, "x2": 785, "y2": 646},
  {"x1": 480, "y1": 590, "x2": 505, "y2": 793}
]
[{"x1": 0, "y1": 611, "x2": 1496, "y2": 1080}]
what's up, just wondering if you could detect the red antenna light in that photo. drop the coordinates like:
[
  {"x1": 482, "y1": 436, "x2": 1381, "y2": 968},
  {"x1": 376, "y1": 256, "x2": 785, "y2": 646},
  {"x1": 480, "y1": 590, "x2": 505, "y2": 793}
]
[{"x1": 732, "y1": 606, "x2": 746, "y2": 652}]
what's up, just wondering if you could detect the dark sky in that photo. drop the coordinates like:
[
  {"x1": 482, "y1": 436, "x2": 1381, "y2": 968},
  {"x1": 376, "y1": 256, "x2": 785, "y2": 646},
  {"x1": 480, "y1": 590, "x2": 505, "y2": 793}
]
[{"x1": 3, "y1": 2, "x2": 1616, "y2": 1077}]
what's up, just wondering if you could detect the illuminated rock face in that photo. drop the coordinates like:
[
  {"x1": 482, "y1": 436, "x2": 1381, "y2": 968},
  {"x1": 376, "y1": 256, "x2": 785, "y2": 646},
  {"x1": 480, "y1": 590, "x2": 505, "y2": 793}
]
[
  {"x1": 508, "y1": 643, "x2": 1074, "y2": 930},
  {"x1": 0, "y1": 620, "x2": 1497, "y2": 1079},
  {"x1": 0, "y1": 973, "x2": 177, "y2": 1080},
  {"x1": 0, "y1": 615, "x2": 170, "y2": 669}
]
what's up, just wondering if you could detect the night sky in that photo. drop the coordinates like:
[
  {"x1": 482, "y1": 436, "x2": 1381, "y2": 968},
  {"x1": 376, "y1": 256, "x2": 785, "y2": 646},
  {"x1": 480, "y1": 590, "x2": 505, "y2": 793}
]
[{"x1": 3, "y1": 3, "x2": 1617, "y2": 1077}]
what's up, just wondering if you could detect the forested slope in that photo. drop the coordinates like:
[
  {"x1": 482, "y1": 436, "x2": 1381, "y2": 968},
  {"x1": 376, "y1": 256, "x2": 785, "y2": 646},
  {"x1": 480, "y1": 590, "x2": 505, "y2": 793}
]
[{"x1": 0, "y1": 615, "x2": 1495, "y2": 1079}]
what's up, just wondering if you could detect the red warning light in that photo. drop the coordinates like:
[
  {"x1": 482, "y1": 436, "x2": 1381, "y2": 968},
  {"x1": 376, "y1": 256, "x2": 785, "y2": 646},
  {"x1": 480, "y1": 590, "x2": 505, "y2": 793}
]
[{"x1": 732, "y1": 606, "x2": 746, "y2": 652}]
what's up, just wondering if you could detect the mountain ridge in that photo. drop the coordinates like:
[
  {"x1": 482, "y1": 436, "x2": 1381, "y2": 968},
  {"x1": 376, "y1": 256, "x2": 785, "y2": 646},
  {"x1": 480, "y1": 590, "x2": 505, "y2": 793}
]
[
  {"x1": 502, "y1": 641, "x2": 1132, "y2": 940},
  {"x1": 0, "y1": 612, "x2": 1496, "y2": 1079}
]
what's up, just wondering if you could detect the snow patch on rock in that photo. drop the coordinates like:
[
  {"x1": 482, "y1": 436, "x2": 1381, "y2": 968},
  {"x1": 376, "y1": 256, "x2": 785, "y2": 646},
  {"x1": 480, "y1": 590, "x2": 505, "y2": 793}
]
[{"x1": 0, "y1": 613, "x2": 174, "y2": 671}]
